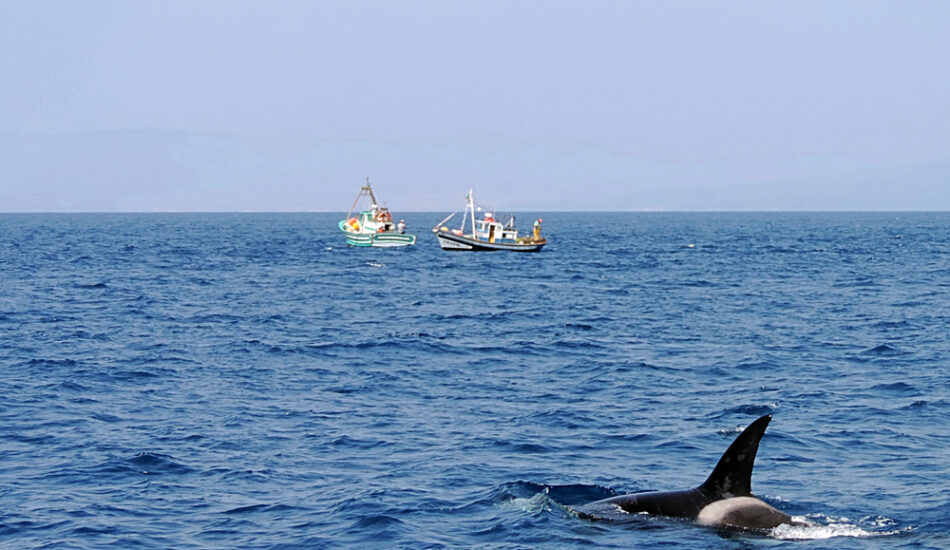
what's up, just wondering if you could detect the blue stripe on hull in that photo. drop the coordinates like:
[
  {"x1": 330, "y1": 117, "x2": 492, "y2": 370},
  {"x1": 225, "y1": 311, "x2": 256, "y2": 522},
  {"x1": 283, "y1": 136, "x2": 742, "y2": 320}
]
[{"x1": 436, "y1": 232, "x2": 545, "y2": 252}]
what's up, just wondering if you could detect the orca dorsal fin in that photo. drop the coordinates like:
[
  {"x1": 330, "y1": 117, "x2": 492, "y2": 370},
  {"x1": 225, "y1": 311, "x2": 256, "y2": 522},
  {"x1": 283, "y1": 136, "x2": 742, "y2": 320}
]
[{"x1": 699, "y1": 414, "x2": 771, "y2": 498}]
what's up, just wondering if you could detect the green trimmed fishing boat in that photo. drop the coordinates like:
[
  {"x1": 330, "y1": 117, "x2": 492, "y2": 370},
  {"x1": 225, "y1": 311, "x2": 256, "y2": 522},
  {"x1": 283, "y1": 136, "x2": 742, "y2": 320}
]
[{"x1": 339, "y1": 179, "x2": 416, "y2": 247}]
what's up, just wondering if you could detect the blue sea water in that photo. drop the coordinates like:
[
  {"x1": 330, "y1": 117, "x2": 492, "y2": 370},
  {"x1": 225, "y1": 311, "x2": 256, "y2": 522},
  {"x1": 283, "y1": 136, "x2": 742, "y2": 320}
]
[{"x1": 1, "y1": 212, "x2": 949, "y2": 549}]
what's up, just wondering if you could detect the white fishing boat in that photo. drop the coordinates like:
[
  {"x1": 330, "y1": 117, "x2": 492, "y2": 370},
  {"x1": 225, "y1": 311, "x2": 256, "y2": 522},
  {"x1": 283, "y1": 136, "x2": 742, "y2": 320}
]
[
  {"x1": 339, "y1": 179, "x2": 416, "y2": 247},
  {"x1": 432, "y1": 189, "x2": 546, "y2": 252}
]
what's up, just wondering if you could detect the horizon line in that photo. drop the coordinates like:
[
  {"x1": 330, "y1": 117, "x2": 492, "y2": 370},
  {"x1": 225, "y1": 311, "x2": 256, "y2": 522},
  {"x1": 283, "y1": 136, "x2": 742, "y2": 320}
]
[{"x1": 2, "y1": 209, "x2": 949, "y2": 215}]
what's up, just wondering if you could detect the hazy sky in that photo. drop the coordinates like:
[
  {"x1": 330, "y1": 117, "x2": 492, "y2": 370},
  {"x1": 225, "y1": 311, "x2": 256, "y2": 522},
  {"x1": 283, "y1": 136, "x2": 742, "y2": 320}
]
[{"x1": 2, "y1": 1, "x2": 948, "y2": 212}]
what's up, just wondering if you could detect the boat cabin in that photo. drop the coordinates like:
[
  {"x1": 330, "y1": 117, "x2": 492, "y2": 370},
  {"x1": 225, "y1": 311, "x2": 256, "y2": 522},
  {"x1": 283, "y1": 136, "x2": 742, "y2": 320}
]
[{"x1": 474, "y1": 212, "x2": 518, "y2": 243}]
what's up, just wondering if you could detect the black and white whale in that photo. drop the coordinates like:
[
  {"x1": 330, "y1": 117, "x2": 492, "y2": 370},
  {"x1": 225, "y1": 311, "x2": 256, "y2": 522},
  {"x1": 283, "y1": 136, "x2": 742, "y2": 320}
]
[{"x1": 574, "y1": 415, "x2": 804, "y2": 530}]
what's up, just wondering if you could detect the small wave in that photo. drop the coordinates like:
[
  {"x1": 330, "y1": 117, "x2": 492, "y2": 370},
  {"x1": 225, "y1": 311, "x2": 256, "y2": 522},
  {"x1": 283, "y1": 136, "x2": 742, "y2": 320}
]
[
  {"x1": 298, "y1": 337, "x2": 470, "y2": 357},
  {"x1": 656, "y1": 440, "x2": 700, "y2": 452},
  {"x1": 733, "y1": 361, "x2": 773, "y2": 371},
  {"x1": 771, "y1": 454, "x2": 816, "y2": 463},
  {"x1": 75, "y1": 282, "x2": 109, "y2": 289},
  {"x1": 861, "y1": 343, "x2": 902, "y2": 355},
  {"x1": 614, "y1": 360, "x2": 665, "y2": 373},
  {"x1": 552, "y1": 339, "x2": 605, "y2": 351},
  {"x1": 224, "y1": 503, "x2": 302, "y2": 515},
  {"x1": 157, "y1": 433, "x2": 205, "y2": 443},
  {"x1": 108, "y1": 368, "x2": 169, "y2": 382},
  {"x1": 900, "y1": 400, "x2": 932, "y2": 411},
  {"x1": 91, "y1": 412, "x2": 122, "y2": 423},
  {"x1": 710, "y1": 403, "x2": 776, "y2": 419},
  {"x1": 493, "y1": 481, "x2": 548, "y2": 502},
  {"x1": 489, "y1": 440, "x2": 554, "y2": 454},
  {"x1": 57, "y1": 380, "x2": 90, "y2": 392},
  {"x1": 760, "y1": 244, "x2": 797, "y2": 254},
  {"x1": 870, "y1": 382, "x2": 919, "y2": 396},
  {"x1": 325, "y1": 384, "x2": 364, "y2": 394},
  {"x1": 330, "y1": 435, "x2": 389, "y2": 449},
  {"x1": 51, "y1": 452, "x2": 196, "y2": 481},
  {"x1": 494, "y1": 482, "x2": 616, "y2": 511},
  {"x1": 126, "y1": 452, "x2": 194, "y2": 475},
  {"x1": 7, "y1": 432, "x2": 57, "y2": 445},
  {"x1": 604, "y1": 433, "x2": 657, "y2": 444},
  {"x1": 350, "y1": 514, "x2": 406, "y2": 529},
  {"x1": 71, "y1": 524, "x2": 119, "y2": 536},
  {"x1": 499, "y1": 488, "x2": 557, "y2": 515},
  {"x1": 770, "y1": 514, "x2": 907, "y2": 540},
  {"x1": 219, "y1": 468, "x2": 274, "y2": 483},
  {"x1": 22, "y1": 358, "x2": 80, "y2": 370},
  {"x1": 873, "y1": 319, "x2": 912, "y2": 329},
  {"x1": 70, "y1": 329, "x2": 111, "y2": 342},
  {"x1": 893, "y1": 300, "x2": 927, "y2": 307},
  {"x1": 127, "y1": 354, "x2": 197, "y2": 368},
  {"x1": 186, "y1": 313, "x2": 242, "y2": 324},
  {"x1": 833, "y1": 278, "x2": 877, "y2": 288}
]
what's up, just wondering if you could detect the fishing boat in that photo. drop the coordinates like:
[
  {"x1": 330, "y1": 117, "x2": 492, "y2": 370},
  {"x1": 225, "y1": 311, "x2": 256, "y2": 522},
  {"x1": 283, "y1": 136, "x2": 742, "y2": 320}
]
[
  {"x1": 339, "y1": 179, "x2": 416, "y2": 247},
  {"x1": 432, "y1": 189, "x2": 546, "y2": 252}
]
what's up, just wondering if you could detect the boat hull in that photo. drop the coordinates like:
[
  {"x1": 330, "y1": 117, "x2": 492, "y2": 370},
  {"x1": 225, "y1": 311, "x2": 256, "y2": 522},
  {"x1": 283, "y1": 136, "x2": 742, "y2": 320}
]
[
  {"x1": 340, "y1": 221, "x2": 416, "y2": 247},
  {"x1": 435, "y1": 230, "x2": 545, "y2": 252}
]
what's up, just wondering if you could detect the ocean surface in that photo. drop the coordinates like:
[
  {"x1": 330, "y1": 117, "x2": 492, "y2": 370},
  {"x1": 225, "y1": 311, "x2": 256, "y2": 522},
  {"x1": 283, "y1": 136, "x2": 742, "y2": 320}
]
[{"x1": 1, "y1": 212, "x2": 949, "y2": 549}]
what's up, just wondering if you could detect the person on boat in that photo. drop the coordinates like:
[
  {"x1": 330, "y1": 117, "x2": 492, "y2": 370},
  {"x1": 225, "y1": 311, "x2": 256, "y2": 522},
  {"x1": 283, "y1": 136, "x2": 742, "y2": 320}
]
[
  {"x1": 484, "y1": 212, "x2": 495, "y2": 223},
  {"x1": 397, "y1": 219, "x2": 406, "y2": 234},
  {"x1": 533, "y1": 218, "x2": 542, "y2": 240}
]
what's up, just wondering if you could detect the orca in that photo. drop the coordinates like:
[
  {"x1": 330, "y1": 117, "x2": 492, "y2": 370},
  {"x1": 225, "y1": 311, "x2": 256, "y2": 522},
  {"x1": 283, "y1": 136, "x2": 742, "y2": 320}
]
[{"x1": 575, "y1": 415, "x2": 803, "y2": 530}]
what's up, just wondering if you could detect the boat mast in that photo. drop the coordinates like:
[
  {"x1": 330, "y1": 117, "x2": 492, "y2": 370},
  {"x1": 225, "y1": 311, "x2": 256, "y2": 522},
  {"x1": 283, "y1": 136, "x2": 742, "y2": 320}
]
[
  {"x1": 468, "y1": 189, "x2": 477, "y2": 237},
  {"x1": 363, "y1": 177, "x2": 378, "y2": 205},
  {"x1": 347, "y1": 177, "x2": 378, "y2": 218}
]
